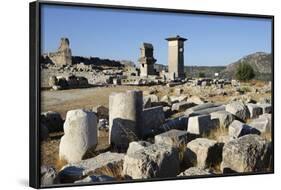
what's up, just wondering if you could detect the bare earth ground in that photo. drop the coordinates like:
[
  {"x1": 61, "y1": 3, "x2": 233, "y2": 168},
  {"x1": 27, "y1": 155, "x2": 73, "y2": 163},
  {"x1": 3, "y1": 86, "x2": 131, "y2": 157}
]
[{"x1": 41, "y1": 82, "x2": 271, "y2": 170}]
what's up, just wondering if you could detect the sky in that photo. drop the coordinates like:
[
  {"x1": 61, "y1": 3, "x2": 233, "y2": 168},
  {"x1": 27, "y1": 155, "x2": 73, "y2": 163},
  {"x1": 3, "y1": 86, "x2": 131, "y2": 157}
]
[{"x1": 41, "y1": 4, "x2": 272, "y2": 66}]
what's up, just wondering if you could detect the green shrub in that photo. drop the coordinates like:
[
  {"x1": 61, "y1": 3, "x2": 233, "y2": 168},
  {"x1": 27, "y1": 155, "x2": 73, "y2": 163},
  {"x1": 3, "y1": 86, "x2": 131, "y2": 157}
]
[
  {"x1": 198, "y1": 72, "x2": 206, "y2": 78},
  {"x1": 235, "y1": 63, "x2": 255, "y2": 81}
]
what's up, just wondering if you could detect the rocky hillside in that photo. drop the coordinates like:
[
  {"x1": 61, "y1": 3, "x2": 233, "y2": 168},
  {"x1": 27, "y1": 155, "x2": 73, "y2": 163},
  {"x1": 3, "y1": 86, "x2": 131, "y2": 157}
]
[{"x1": 221, "y1": 52, "x2": 272, "y2": 80}]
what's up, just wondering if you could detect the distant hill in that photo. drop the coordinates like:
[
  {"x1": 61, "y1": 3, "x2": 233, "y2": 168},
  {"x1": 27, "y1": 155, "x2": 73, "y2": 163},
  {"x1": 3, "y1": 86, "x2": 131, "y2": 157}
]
[
  {"x1": 155, "y1": 64, "x2": 226, "y2": 78},
  {"x1": 221, "y1": 52, "x2": 272, "y2": 80}
]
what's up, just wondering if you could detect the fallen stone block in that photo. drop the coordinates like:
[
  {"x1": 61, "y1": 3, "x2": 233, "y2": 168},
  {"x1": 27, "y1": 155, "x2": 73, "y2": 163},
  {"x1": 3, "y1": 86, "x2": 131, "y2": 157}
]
[
  {"x1": 171, "y1": 101, "x2": 195, "y2": 112},
  {"x1": 74, "y1": 175, "x2": 116, "y2": 184},
  {"x1": 246, "y1": 103, "x2": 263, "y2": 118},
  {"x1": 41, "y1": 166, "x2": 59, "y2": 186},
  {"x1": 184, "y1": 138, "x2": 223, "y2": 169},
  {"x1": 225, "y1": 102, "x2": 250, "y2": 121},
  {"x1": 59, "y1": 109, "x2": 98, "y2": 163},
  {"x1": 178, "y1": 167, "x2": 211, "y2": 176},
  {"x1": 185, "y1": 103, "x2": 220, "y2": 116},
  {"x1": 154, "y1": 129, "x2": 189, "y2": 148},
  {"x1": 141, "y1": 106, "x2": 165, "y2": 137},
  {"x1": 41, "y1": 111, "x2": 63, "y2": 132},
  {"x1": 228, "y1": 120, "x2": 260, "y2": 138},
  {"x1": 211, "y1": 111, "x2": 235, "y2": 128},
  {"x1": 249, "y1": 117, "x2": 271, "y2": 133},
  {"x1": 60, "y1": 152, "x2": 125, "y2": 183},
  {"x1": 123, "y1": 144, "x2": 180, "y2": 179},
  {"x1": 187, "y1": 115, "x2": 216, "y2": 136},
  {"x1": 221, "y1": 135, "x2": 272, "y2": 173},
  {"x1": 258, "y1": 103, "x2": 272, "y2": 114},
  {"x1": 126, "y1": 141, "x2": 151, "y2": 155},
  {"x1": 159, "y1": 116, "x2": 188, "y2": 132}
]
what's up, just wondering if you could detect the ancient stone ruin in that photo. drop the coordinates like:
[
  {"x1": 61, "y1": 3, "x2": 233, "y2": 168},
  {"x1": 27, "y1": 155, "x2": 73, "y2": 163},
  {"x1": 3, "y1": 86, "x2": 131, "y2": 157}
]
[
  {"x1": 138, "y1": 43, "x2": 157, "y2": 77},
  {"x1": 46, "y1": 38, "x2": 72, "y2": 66}
]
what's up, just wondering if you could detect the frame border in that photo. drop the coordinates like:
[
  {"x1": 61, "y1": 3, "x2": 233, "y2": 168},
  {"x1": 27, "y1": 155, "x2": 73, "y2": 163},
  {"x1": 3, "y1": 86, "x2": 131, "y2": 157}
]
[{"x1": 29, "y1": 1, "x2": 274, "y2": 189}]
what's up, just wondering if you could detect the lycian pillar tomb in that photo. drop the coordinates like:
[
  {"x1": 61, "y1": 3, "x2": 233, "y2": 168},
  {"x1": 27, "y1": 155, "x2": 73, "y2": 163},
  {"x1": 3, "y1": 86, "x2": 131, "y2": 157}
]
[
  {"x1": 138, "y1": 43, "x2": 156, "y2": 77},
  {"x1": 166, "y1": 35, "x2": 187, "y2": 80}
]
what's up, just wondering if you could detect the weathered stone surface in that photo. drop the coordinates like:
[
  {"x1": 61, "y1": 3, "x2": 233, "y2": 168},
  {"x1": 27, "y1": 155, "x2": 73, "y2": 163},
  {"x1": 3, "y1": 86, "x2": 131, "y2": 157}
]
[
  {"x1": 74, "y1": 175, "x2": 116, "y2": 184},
  {"x1": 92, "y1": 105, "x2": 109, "y2": 119},
  {"x1": 170, "y1": 95, "x2": 188, "y2": 103},
  {"x1": 221, "y1": 135, "x2": 271, "y2": 173},
  {"x1": 48, "y1": 76, "x2": 58, "y2": 87},
  {"x1": 225, "y1": 102, "x2": 250, "y2": 121},
  {"x1": 141, "y1": 106, "x2": 165, "y2": 137},
  {"x1": 171, "y1": 101, "x2": 194, "y2": 112},
  {"x1": 217, "y1": 135, "x2": 235, "y2": 144},
  {"x1": 160, "y1": 95, "x2": 172, "y2": 106},
  {"x1": 123, "y1": 144, "x2": 180, "y2": 179},
  {"x1": 178, "y1": 167, "x2": 211, "y2": 176},
  {"x1": 58, "y1": 166, "x2": 85, "y2": 183},
  {"x1": 187, "y1": 96, "x2": 206, "y2": 105},
  {"x1": 59, "y1": 109, "x2": 97, "y2": 163},
  {"x1": 228, "y1": 120, "x2": 260, "y2": 138},
  {"x1": 41, "y1": 166, "x2": 59, "y2": 186},
  {"x1": 246, "y1": 103, "x2": 263, "y2": 118},
  {"x1": 61, "y1": 152, "x2": 124, "y2": 182},
  {"x1": 159, "y1": 116, "x2": 188, "y2": 132},
  {"x1": 41, "y1": 111, "x2": 63, "y2": 132},
  {"x1": 40, "y1": 124, "x2": 49, "y2": 141},
  {"x1": 184, "y1": 138, "x2": 223, "y2": 169},
  {"x1": 155, "y1": 129, "x2": 189, "y2": 148},
  {"x1": 185, "y1": 103, "x2": 219, "y2": 116},
  {"x1": 163, "y1": 106, "x2": 172, "y2": 117},
  {"x1": 143, "y1": 94, "x2": 158, "y2": 104},
  {"x1": 211, "y1": 111, "x2": 235, "y2": 128},
  {"x1": 249, "y1": 117, "x2": 271, "y2": 133},
  {"x1": 174, "y1": 88, "x2": 183, "y2": 96},
  {"x1": 187, "y1": 115, "x2": 216, "y2": 135},
  {"x1": 109, "y1": 91, "x2": 143, "y2": 149},
  {"x1": 126, "y1": 141, "x2": 151, "y2": 155},
  {"x1": 189, "y1": 105, "x2": 226, "y2": 117},
  {"x1": 258, "y1": 103, "x2": 272, "y2": 114}
]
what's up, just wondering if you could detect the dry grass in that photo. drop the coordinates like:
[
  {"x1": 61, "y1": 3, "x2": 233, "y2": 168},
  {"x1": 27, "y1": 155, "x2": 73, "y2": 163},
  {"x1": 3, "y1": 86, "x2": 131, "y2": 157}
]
[
  {"x1": 93, "y1": 163, "x2": 124, "y2": 180},
  {"x1": 249, "y1": 80, "x2": 268, "y2": 87},
  {"x1": 55, "y1": 157, "x2": 68, "y2": 171},
  {"x1": 203, "y1": 127, "x2": 228, "y2": 141},
  {"x1": 261, "y1": 131, "x2": 272, "y2": 142}
]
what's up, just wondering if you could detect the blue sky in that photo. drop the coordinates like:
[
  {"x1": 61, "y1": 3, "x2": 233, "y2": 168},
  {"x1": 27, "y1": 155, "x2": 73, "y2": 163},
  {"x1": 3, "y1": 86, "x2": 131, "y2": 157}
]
[{"x1": 41, "y1": 4, "x2": 272, "y2": 66}]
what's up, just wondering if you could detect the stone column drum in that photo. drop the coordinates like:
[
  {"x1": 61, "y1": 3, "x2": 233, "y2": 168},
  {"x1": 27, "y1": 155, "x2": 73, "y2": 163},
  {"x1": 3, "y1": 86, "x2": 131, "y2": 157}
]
[{"x1": 109, "y1": 91, "x2": 143, "y2": 148}]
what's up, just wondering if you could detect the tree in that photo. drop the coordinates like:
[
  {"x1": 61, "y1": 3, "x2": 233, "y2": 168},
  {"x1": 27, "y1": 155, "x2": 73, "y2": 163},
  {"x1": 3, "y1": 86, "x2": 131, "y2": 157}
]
[
  {"x1": 235, "y1": 63, "x2": 255, "y2": 81},
  {"x1": 198, "y1": 72, "x2": 206, "y2": 78}
]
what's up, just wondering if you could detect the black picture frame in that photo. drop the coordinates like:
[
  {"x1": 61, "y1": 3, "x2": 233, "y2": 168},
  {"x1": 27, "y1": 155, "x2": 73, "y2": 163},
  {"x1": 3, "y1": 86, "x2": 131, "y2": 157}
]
[{"x1": 30, "y1": 1, "x2": 274, "y2": 189}]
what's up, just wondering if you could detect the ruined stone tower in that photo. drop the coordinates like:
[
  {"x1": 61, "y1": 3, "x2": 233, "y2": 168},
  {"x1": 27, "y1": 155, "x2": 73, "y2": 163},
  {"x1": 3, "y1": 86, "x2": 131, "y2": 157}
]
[
  {"x1": 138, "y1": 43, "x2": 156, "y2": 77},
  {"x1": 48, "y1": 38, "x2": 72, "y2": 66},
  {"x1": 166, "y1": 35, "x2": 187, "y2": 80}
]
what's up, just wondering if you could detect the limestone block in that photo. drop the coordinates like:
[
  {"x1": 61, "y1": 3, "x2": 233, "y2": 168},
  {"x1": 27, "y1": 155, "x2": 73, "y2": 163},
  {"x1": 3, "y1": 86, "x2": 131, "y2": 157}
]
[
  {"x1": 246, "y1": 103, "x2": 263, "y2": 118},
  {"x1": 171, "y1": 101, "x2": 194, "y2": 112},
  {"x1": 184, "y1": 138, "x2": 223, "y2": 169},
  {"x1": 154, "y1": 129, "x2": 189, "y2": 148},
  {"x1": 178, "y1": 167, "x2": 211, "y2": 176},
  {"x1": 187, "y1": 115, "x2": 216, "y2": 135},
  {"x1": 126, "y1": 141, "x2": 151, "y2": 155},
  {"x1": 228, "y1": 120, "x2": 260, "y2": 138},
  {"x1": 59, "y1": 109, "x2": 97, "y2": 163},
  {"x1": 225, "y1": 102, "x2": 250, "y2": 121},
  {"x1": 211, "y1": 111, "x2": 235, "y2": 128},
  {"x1": 221, "y1": 135, "x2": 271, "y2": 173},
  {"x1": 123, "y1": 144, "x2": 180, "y2": 179}
]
